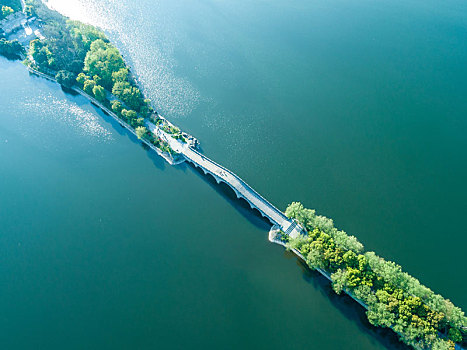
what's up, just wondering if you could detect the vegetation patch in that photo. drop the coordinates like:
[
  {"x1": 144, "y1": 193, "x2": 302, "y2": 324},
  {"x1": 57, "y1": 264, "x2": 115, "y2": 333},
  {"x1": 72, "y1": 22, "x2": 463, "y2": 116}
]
[
  {"x1": 285, "y1": 202, "x2": 466, "y2": 350},
  {"x1": 22, "y1": 0, "x2": 186, "y2": 157},
  {"x1": 0, "y1": 0, "x2": 22, "y2": 14},
  {"x1": 0, "y1": 37, "x2": 23, "y2": 58}
]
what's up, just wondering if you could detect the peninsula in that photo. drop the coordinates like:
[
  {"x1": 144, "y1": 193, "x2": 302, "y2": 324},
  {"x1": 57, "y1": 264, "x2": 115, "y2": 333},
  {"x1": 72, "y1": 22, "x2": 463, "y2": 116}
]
[{"x1": 0, "y1": 0, "x2": 465, "y2": 349}]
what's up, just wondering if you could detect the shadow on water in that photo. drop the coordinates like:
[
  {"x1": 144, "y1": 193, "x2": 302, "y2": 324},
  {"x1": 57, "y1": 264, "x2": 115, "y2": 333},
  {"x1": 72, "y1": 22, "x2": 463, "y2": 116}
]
[
  {"x1": 179, "y1": 150, "x2": 410, "y2": 349},
  {"x1": 60, "y1": 86, "x2": 79, "y2": 96},
  {"x1": 285, "y1": 251, "x2": 411, "y2": 350},
  {"x1": 185, "y1": 161, "x2": 272, "y2": 232},
  {"x1": 28, "y1": 69, "x2": 412, "y2": 349},
  {"x1": 60, "y1": 87, "x2": 167, "y2": 170},
  {"x1": 140, "y1": 142, "x2": 167, "y2": 171}
]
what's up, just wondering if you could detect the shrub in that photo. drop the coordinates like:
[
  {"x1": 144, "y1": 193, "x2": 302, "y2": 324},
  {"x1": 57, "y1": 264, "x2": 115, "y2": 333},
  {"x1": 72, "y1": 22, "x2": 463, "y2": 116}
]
[
  {"x1": 1, "y1": 6, "x2": 14, "y2": 19},
  {"x1": 111, "y1": 100, "x2": 122, "y2": 114},
  {"x1": 83, "y1": 79, "x2": 96, "y2": 95},
  {"x1": 135, "y1": 126, "x2": 147, "y2": 140},
  {"x1": 76, "y1": 72, "x2": 88, "y2": 87},
  {"x1": 92, "y1": 84, "x2": 105, "y2": 102},
  {"x1": 55, "y1": 70, "x2": 76, "y2": 88}
]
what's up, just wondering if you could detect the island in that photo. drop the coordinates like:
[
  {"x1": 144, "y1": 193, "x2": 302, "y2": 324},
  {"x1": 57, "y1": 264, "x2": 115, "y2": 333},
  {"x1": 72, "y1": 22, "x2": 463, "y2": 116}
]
[{"x1": 1, "y1": 0, "x2": 465, "y2": 349}]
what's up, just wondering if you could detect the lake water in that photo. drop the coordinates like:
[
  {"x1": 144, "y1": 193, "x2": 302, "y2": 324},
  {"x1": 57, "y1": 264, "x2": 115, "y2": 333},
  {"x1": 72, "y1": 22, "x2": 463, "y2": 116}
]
[{"x1": 1, "y1": 0, "x2": 466, "y2": 349}]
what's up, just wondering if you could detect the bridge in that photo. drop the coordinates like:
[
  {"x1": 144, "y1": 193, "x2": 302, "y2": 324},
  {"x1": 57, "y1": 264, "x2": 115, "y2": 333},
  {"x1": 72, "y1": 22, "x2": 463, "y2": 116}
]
[{"x1": 146, "y1": 121, "x2": 305, "y2": 238}]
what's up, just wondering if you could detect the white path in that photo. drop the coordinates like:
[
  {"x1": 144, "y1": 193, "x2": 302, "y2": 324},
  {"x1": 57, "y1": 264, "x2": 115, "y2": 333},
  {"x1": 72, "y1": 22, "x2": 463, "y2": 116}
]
[{"x1": 146, "y1": 121, "x2": 305, "y2": 238}]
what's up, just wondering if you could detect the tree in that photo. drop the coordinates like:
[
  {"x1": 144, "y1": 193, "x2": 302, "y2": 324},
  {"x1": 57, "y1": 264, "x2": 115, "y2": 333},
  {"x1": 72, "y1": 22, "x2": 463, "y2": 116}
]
[
  {"x1": 84, "y1": 39, "x2": 125, "y2": 89},
  {"x1": 333, "y1": 230, "x2": 364, "y2": 253},
  {"x1": 125, "y1": 109, "x2": 137, "y2": 121},
  {"x1": 25, "y1": 4, "x2": 35, "y2": 17},
  {"x1": 111, "y1": 80, "x2": 130, "y2": 97},
  {"x1": 29, "y1": 39, "x2": 53, "y2": 68},
  {"x1": 121, "y1": 109, "x2": 136, "y2": 122},
  {"x1": 331, "y1": 269, "x2": 347, "y2": 294},
  {"x1": 139, "y1": 99, "x2": 153, "y2": 117},
  {"x1": 69, "y1": 59, "x2": 83, "y2": 74},
  {"x1": 353, "y1": 285, "x2": 375, "y2": 305},
  {"x1": 135, "y1": 117, "x2": 145, "y2": 126},
  {"x1": 367, "y1": 302, "x2": 395, "y2": 328},
  {"x1": 431, "y1": 339, "x2": 455, "y2": 350},
  {"x1": 135, "y1": 126, "x2": 147, "y2": 140},
  {"x1": 448, "y1": 328, "x2": 462, "y2": 343},
  {"x1": 112, "y1": 67, "x2": 128, "y2": 83},
  {"x1": 1, "y1": 6, "x2": 14, "y2": 19},
  {"x1": 112, "y1": 81, "x2": 144, "y2": 112},
  {"x1": 306, "y1": 249, "x2": 325, "y2": 270},
  {"x1": 92, "y1": 74, "x2": 102, "y2": 85},
  {"x1": 83, "y1": 79, "x2": 96, "y2": 95},
  {"x1": 111, "y1": 100, "x2": 122, "y2": 114},
  {"x1": 92, "y1": 85, "x2": 105, "y2": 102},
  {"x1": 0, "y1": 38, "x2": 24, "y2": 59},
  {"x1": 121, "y1": 109, "x2": 128, "y2": 119},
  {"x1": 55, "y1": 70, "x2": 76, "y2": 88},
  {"x1": 76, "y1": 72, "x2": 88, "y2": 87},
  {"x1": 1, "y1": 0, "x2": 22, "y2": 12},
  {"x1": 285, "y1": 202, "x2": 316, "y2": 229},
  {"x1": 67, "y1": 20, "x2": 107, "y2": 52}
]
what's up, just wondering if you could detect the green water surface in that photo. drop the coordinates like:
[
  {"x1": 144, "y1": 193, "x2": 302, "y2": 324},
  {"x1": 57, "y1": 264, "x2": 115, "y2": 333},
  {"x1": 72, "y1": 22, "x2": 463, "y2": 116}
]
[{"x1": 1, "y1": 0, "x2": 466, "y2": 348}]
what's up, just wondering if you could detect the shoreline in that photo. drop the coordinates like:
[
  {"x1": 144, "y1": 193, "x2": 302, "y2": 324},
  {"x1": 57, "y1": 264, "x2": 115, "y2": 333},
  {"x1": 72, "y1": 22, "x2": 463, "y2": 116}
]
[
  {"x1": 268, "y1": 225, "x2": 368, "y2": 309},
  {"x1": 26, "y1": 65, "x2": 185, "y2": 166},
  {"x1": 268, "y1": 227, "x2": 467, "y2": 350},
  {"x1": 2, "y1": 1, "x2": 464, "y2": 348}
]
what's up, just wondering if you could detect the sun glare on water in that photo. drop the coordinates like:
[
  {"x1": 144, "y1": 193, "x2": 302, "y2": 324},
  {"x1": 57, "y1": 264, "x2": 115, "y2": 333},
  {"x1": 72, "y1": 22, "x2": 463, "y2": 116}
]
[
  {"x1": 44, "y1": 0, "x2": 114, "y2": 29},
  {"x1": 44, "y1": 0, "x2": 87, "y2": 20}
]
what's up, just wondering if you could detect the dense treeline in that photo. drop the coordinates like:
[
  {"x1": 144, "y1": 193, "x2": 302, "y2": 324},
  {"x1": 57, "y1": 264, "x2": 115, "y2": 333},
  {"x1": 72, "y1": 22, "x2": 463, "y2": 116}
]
[
  {"x1": 21, "y1": 0, "x2": 184, "y2": 157},
  {"x1": 26, "y1": 0, "x2": 148, "y2": 112},
  {"x1": 285, "y1": 202, "x2": 466, "y2": 350},
  {"x1": 24, "y1": 0, "x2": 180, "y2": 156}
]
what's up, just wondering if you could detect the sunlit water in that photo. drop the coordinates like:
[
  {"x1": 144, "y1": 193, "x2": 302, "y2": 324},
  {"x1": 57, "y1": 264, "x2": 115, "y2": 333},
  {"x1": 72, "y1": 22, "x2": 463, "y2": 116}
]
[{"x1": 1, "y1": 0, "x2": 467, "y2": 349}]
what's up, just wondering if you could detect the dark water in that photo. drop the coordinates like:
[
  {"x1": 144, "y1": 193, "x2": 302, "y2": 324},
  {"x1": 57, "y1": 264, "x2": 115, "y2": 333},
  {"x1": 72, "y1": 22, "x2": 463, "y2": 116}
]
[{"x1": 1, "y1": 0, "x2": 466, "y2": 348}]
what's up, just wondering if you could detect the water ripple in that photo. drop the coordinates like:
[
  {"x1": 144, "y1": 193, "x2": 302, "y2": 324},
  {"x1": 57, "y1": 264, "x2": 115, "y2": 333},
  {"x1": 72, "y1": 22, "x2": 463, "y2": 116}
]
[
  {"x1": 21, "y1": 92, "x2": 113, "y2": 141},
  {"x1": 45, "y1": 0, "x2": 200, "y2": 120}
]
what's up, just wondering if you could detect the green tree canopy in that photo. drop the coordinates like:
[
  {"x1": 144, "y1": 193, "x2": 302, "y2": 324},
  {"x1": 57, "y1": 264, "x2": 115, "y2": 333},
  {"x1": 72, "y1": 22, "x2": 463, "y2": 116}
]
[
  {"x1": 111, "y1": 100, "x2": 122, "y2": 114},
  {"x1": 125, "y1": 110, "x2": 137, "y2": 120},
  {"x1": 1, "y1": 5, "x2": 14, "y2": 19},
  {"x1": 29, "y1": 39, "x2": 53, "y2": 68},
  {"x1": 112, "y1": 68, "x2": 128, "y2": 83},
  {"x1": 0, "y1": 38, "x2": 24, "y2": 59},
  {"x1": 135, "y1": 126, "x2": 147, "y2": 140},
  {"x1": 83, "y1": 79, "x2": 96, "y2": 95},
  {"x1": 55, "y1": 70, "x2": 76, "y2": 88},
  {"x1": 285, "y1": 202, "x2": 467, "y2": 348},
  {"x1": 76, "y1": 72, "x2": 88, "y2": 87},
  {"x1": 92, "y1": 85, "x2": 105, "y2": 102},
  {"x1": 67, "y1": 20, "x2": 107, "y2": 52},
  {"x1": 1, "y1": 0, "x2": 22, "y2": 12},
  {"x1": 84, "y1": 39, "x2": 125, "y2": 89},
  {"x1": 111, "y1": 81, "x2": 144, "y2": 112}
]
